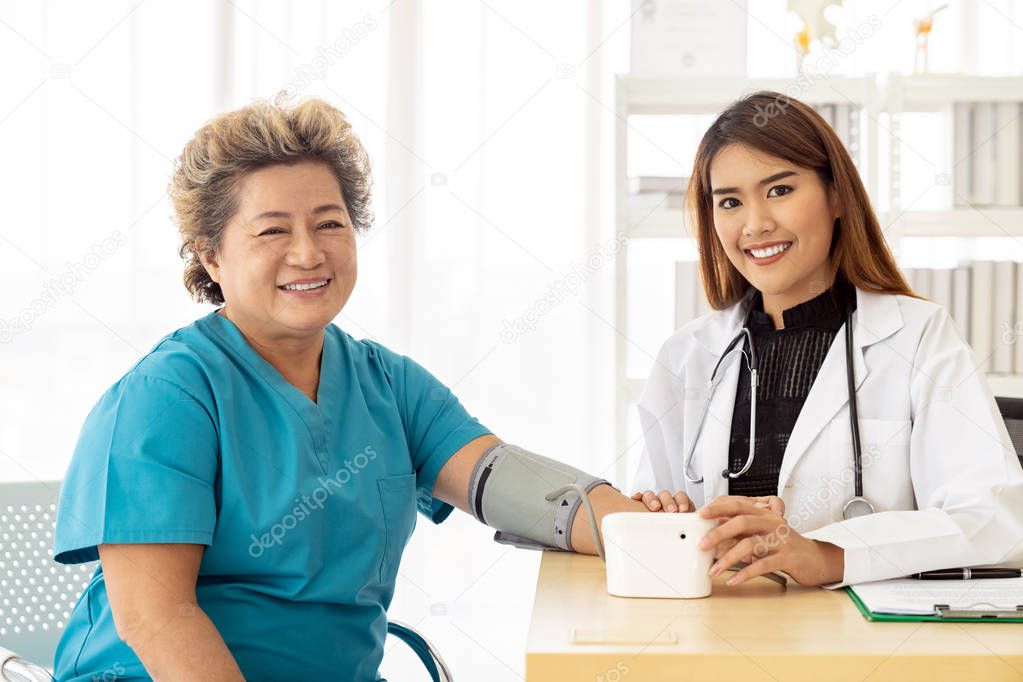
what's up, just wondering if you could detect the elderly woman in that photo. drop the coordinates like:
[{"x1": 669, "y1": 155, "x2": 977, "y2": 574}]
[{"x1": 51, "y1": 99, "x2": 666, "y2": 682}]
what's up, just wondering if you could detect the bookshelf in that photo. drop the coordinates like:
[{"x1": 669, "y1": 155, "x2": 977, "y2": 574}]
[
  {"x1": 884, "y1": 74, "x2": 1023, "y2": 391},
  {"x1": 613, "y1": 73, "x2": 1023, "y2": 486},
  {"x1": 884, "y1": 75, "x2": 1023, "y2": 240}
]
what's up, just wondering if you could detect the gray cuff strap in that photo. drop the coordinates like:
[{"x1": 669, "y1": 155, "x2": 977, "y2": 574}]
[
  {"x1": 492, "y1": 531, "x2": 570, "y2": 552},
  {"x1": 467, "y1": 443, "x2": 503, "y2": 525},
  {"x1": 561, "y1": 478, "x2": 611, "y2": 552},
  {"x1": 466, "y1": 442, "x2": 611, "y2": 552}
]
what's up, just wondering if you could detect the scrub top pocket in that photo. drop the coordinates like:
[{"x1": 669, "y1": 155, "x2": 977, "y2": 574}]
[{"x1": 377, "y1": 473, "x2": 418, "y2": 582}]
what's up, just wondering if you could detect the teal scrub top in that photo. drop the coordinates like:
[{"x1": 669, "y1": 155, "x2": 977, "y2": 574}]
[{"x1": 52, "y1": 310, "x2": 491, "y2": 681}]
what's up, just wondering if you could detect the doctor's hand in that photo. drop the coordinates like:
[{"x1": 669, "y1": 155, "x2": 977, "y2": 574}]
[
  {"x1": 630, "y1": 489, "x2": 693, "y2": 512},
  {"x1": 697, "y1": 496, "x2": 844, "y2": 587},
  {"x1": 704, "y1": 495, "x2": 785, "y2": 559}
]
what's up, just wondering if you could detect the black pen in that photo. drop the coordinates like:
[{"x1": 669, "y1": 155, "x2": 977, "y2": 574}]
[{"x1": 911, "y1": 568, "x2": 1023, "y2": 580}]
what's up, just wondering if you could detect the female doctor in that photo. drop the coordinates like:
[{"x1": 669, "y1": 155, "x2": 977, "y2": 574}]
[{"x1": 632, "y1": 91, "x2": 1023, "y2": 588}]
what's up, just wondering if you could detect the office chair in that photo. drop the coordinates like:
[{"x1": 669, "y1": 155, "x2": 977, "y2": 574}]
[
  {"x1": 0, "y1": 480, "x2": 451, "y2": 682},
  {"x1": 995, "y1": 396, "x2": 1023, "y2": 468}
]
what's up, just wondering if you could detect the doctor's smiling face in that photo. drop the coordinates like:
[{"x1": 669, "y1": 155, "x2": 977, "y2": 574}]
[
  {"x1": 200, "y1": 160, "x2": 357, "y2": 339},
  {"x1": 709, "y1": 142, "x2": 841, "y2": 324}
]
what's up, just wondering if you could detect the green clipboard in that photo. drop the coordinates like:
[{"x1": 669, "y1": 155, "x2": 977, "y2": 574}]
[{"x1": 845, "y1": 587, "x2": 1023, "y2": 622}]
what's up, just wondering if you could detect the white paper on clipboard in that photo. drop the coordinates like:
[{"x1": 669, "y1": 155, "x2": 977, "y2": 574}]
[{"x1": 850, "y1": 577, "x2": 1023, "y2": 615}]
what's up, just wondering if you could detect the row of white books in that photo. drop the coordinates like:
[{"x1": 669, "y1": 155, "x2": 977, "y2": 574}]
[
  {"x1": 953, "y1": 102, "x2": 1023, "y2": 207},
  {"x1": 674, "y1": 260, "x2": 1023, "y2": 375},
  {"x1": 903, "y1": 261, "x2": 1023, "y2": 374}
]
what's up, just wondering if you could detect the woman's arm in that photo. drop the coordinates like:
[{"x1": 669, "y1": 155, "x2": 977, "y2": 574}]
[
  {"x1": 696, "y1": 496, "x2": 845, "y2": 586},
  {"x1": 99, "y1": 543, "x2": 245, "y2": 681},
  {"x1": 804, "y1": 308, "x2": 1023, "y2": 586},
  {"x1": 433, "y1": 435, "x2": 652, "y2": 556}
]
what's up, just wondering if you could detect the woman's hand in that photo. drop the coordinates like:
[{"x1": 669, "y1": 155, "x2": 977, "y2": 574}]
[
  {"x1": 697, "y1": 496, "x2": 844, "y2": 586},
  {"x1": 630, "y1": 489, "x2": 693, "y2": 512},
  {"x1": 706, "y1": 494, "x2": 785, "y2": 560},
  {"x1": 630, "y1": 491, "x2": 785, "y2": 516}
]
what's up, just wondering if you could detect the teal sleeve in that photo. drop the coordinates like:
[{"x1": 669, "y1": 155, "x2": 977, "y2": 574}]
[
  {"x1": 397, "y1": 356, "x2": 492, "y2": 523},
  {"x1": 54, "y1": 373, "x2": 220, "y2": 564}
]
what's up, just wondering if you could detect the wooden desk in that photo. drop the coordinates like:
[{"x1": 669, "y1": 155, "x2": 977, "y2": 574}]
[{"x1": 526, "y1": 553, "x2": 1023, "y2": 682}]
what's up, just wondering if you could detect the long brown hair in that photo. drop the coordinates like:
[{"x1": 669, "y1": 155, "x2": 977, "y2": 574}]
[{"x1": 688, "y1": 91, "x2": 915, "y2": 310}]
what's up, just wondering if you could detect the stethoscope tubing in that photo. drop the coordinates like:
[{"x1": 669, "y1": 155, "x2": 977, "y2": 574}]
[
  {"x1": 681, "y1": 299, "x2": 875, "y2": 520},
  {"x1": 845, "y1": 311, "x2": 864, "y2": 498}
]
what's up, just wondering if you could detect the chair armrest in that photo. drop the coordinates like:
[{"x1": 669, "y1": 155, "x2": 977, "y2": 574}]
[
  {"x1": 386, "y1": 621, "x2": 452, "y2": 682},
  {"x1": 0, "y1": 646, "x2": 55, "y2": 682}
]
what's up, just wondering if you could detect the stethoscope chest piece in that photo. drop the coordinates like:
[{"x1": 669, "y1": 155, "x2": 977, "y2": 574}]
[{"x1": 842, "y1": 495, "x2": 875, "y2": 520}]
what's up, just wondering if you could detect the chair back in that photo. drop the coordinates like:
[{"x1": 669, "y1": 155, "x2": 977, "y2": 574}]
[
  {"x1": 0, "y1": 480, "x2": 450, "y2": 679},
  {"x1": 0, "y1": 481, "x2": 96, "y2": 669},
  {"x1": 995, "y1": 396, "x2": 1023, "y2": 468}
]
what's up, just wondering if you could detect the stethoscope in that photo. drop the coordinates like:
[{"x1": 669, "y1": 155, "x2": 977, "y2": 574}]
[{"x1": 681, "y1": 297, "x2": 876, "y2": 520}]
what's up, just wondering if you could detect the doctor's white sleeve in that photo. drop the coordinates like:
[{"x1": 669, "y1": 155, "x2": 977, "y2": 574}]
[
  {"x1": 803, "y1": 307, "x2": 1023, "y2": 588},
  {"x1": 631, "y1": 340, "x2": 685, "y2": 494}
]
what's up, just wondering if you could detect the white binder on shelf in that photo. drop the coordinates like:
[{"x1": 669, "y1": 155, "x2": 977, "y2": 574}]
[
  {"x1": 972, "y1": 103, "x2": 996, "y2": 207},
  {"x1": 995, "y1": 102, "x2": 1021, "y2": 207},
  {"x1": 1015, "y1": 264, "x2": 1023, "y2": 373},
  {"x1": 930, "y1": 268, "x2": 953, "y2": 316},
  {"x1": 833, "y1": 104, "x2": 851, "y2": 157},
  {"x1": 992, "y1": 260, "x2": 1016, "y2": 374},
  {"x1": 914, "y1": 268, "x2": 933, "y2": 301},
  {"x1": 952, "y1": 266, "x2": 971, "y2": 343},
  {"x1": 971, "y1": 261, "x2": 995, "y2": 373},
  {"x1": 953, "y1": 102, "x2": 973, "y2": 206}
]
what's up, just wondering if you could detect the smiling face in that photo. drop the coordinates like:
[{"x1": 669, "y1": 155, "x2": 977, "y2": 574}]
[
  {"x1": 200, "y1": 160, "x2": 357, "y2": 340},
  {"x1": 709, "y1": 143, "x2": 840, "y2": 319}
]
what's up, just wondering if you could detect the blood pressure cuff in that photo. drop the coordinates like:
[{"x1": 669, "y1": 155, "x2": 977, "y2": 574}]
[{"x1": 467, "y1": 443, "x2": 610, "y2": 552}]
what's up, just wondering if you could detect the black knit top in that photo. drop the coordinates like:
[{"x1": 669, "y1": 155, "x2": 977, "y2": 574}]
[{"x1": 727, "y1": 279, "x2": 857, "y2": 497}]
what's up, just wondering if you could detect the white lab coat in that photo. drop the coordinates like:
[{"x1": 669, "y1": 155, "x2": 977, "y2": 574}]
[{"x1": 633, "y1": 286, "x2": 1023, "y2": 587}]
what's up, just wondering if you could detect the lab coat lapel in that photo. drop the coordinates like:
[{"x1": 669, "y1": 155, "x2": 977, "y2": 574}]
[{"x1": 777, "y1": 288, "x2": 903, "y2": 492}]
